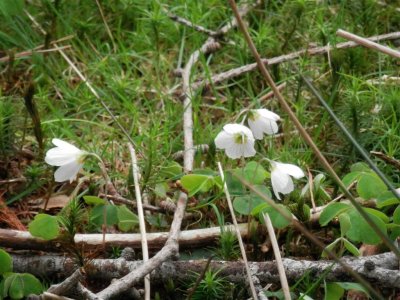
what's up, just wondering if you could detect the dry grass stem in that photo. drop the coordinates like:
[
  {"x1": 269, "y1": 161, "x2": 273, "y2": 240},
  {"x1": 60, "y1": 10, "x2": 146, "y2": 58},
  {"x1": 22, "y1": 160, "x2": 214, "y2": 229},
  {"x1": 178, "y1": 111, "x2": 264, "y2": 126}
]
[
  {"x1": 128, "y1": 143, "x2": 150, "y2": 300},
  {"x1": 217, "y1": 162, "x2": 258, "y2": 300},
  {"x1": 262, "y1": 213, "x2": 290, "y2": 300}
]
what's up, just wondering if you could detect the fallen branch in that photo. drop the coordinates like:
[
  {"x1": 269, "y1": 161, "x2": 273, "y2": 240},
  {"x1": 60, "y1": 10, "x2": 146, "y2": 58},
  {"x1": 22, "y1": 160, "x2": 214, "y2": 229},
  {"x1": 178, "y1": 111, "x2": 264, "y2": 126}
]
[
  {"x1": 193, "y1": 31, "x2": 400, "y2": 89},
  {"x1": 12, "y1": 252, "x2": 400, "y2": 289},
  {"x1": 337, "y1": 29, "x2": 400, "y2": 59},
  {"x1": 0, "y1": 224, "x2": 248, "y2": 251}
]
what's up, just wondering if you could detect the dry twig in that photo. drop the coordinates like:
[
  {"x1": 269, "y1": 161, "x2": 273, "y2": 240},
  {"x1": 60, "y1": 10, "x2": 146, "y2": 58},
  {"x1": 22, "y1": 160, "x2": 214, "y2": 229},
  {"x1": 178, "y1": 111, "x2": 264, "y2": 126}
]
[
  {"x1": 193, "y1": 31, "x2": 400, "y2": 89},
  {"x1": 128, "y1": 143, "x2": 150, "y2": 300},
  {"x1": 337, "y1": 29, "x2": 400, "y2": 58}
]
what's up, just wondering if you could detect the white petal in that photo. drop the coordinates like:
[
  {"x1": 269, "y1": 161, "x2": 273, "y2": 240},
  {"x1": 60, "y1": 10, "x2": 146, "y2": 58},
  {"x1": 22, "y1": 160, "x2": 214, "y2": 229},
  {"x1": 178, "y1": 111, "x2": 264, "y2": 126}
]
[
  {"x1": 215, "y1": 131, "x2": 233, "y2": 150},
  {"x1": 54, "y1": 161, "x2": 83, "y2": 182},
  {"x1": 243, "y1": 140, "x2": 256, "y2": 157},
  {"x1": 225, "y1": 144, "x2": 242, "y2": 159},
  {"x1": 45, "y1": 148, "x2": 81, "y2": 166},
  {"x1": 223, "y1": 124, "x2": 253, "y2": 138},
  {"x1": 262, "y1": 119, "x2": 279, "y2": 135},
  {"x1": 271, "y1": 169, "x2": 294, "y2": 200},
  {"x1": 52, "y1": 138, "x2": 81, "y2": 151},
  {"x1": 248, "y1": 119, "x2": 264, "y2": 140},
  {"x1": 275, "y1": 162, "x2": 304, "y2": 179},
  {"x1": 256, "y1": 109, "x2": 280, "y2": 121}
]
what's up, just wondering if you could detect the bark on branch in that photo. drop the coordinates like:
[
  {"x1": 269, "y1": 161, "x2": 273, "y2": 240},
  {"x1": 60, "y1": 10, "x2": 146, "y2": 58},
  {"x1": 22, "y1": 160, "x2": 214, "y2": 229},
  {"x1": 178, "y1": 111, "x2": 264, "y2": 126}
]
[
  {"x1": 12, "y1": 252, "x2": 400, "y2": 289},
  {"x1": 0, "y1": 224, "x2": 248, "y2": 251}
]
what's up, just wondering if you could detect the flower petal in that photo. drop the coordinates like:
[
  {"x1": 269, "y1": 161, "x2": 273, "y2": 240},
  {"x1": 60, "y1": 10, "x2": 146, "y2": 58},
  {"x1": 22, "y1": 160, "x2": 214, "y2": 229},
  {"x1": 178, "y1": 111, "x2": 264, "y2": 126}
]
[
  {"x1": 243, "y1": 140, "x2": 256, "y2": 157},
  {"x1": 225, "y1": 144, "x2": 243, "y2": 159},
  {"x1": 257, "y1": 109, "x2": 280, "y2": 121},
  {"x1": 54, "y1": 161, "x2": 83, "y2": 182},
  {"x1": 223, "y1": 124, "x2": 253, "y2": 137},
  {"x1": 248, "y1": 119, "x2": 264, "y2": 140},
  {"x1": 215, "y1": 131, "x2": 233, "y2": 150},
  {"x1": 275, "y1": 162, "x2": 304, "y2": 179},
  {"x1": 45, "y1": 148, "x2": 81, "y2": 166},
  {"x1": 271, "y1": 169, "x2": 294, "y2": 200},
  {"x1": 52, "y1": 138, "x2": 81, "y2": 151}
]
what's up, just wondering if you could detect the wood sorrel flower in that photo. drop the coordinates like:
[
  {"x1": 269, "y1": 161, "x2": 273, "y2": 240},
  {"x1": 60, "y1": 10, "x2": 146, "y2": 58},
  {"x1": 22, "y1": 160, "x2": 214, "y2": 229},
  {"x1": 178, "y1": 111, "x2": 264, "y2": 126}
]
[
  {"x1": 45, "y1": 138, "x2": 87, "y2": 183},
  {"x1": 269, "y1": 160, "x2": 304, "y2": 200},
  {"x1": 214, "y1": 124, "x2": 256, "y2": 159},
  {"x1": 247, "y1": 109, "x2": 280, "y2": 139}
]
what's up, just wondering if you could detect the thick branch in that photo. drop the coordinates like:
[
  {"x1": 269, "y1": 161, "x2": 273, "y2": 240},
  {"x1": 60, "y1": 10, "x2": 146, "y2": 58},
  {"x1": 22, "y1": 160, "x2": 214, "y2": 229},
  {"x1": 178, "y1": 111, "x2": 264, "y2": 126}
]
[
  {"x1": 12, "y1": 252, "x2": 400, "y2": 289},
  {"x1": 0, "y1": 224, "x2": 248, "y2": 251}
]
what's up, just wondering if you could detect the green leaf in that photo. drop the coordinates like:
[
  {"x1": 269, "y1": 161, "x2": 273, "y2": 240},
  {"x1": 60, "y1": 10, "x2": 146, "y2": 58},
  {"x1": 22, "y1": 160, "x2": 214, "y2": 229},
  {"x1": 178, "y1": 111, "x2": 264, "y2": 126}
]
[
  {"x1": 376, "y1": 190, "x2": 400, "y2": 208},
  {"x1": 0, "y1": 250, "x2": 12, "y2": 275},
  {"x1": 321, "y1": 238, "x2": 341, "y2": 258},
  {"x1": 154, "y1": 182, "x2": 168, "y2": 198},
  {"x1": 251, "y1": 185, "x2": 272, "y2": 199},
  {"x1": 225, "y1": 171, "x2": 245, "y2": 196},
  {"x1": 234, "y1": 185, "x2": 272, "y2": 216},
  {"x1": 333, "y1": 282, "x2": 369, "y2": 297},
  {"x1": 117, "y1": 205, "x2": 139, "y2": 232},
  {"x1": 388, "y1": 223, "x2": 400, "y2": 240},
  {"x1": 324, "y1": 281, "x2": 344, "y2": 300},
  {"x1": 258, "y1": 204, "x2": 292, "y2": 229},
  {"x1": 357, "y1": 173, "x2": 386, "y2": 200},
  {"x1": 350, "y1": 162, "x2": 371, "y2": 172},
  {"x1": 393, "y1": 205, "x2": 400, "y2": 225},
  {"x1": 83, "y1": 195, "x2": 107, "y2": 206},
  {"x1": 90, "y1": 204, "x2": 118, "y2": 227},
  {"x1": 346, "y1": 208, "x2": 387, "y2": 245},
  {"x1": 342, "y1": 238, "x2": 361, "y2": 256},
  {"x1": 233, "y1": 195, "x2": 265, "y2": 215},
  {"x1": 28, "y1": 214, "x2": 60, "y2": 240},
  {"x1": 338, "y1": 213, "x2": 351, "y2": 237},
  {"x1": 160, "y1": 161, "x2": 182, "y2": 179},
  {"x1": 342, "y1": 172, "x2": 361, "y2": 188},
  {"x1": 364, "y1": 208, "x2": 389, "y2": 223},
  {"x1": 319, "y1": 203, "x2": 351, "y2": 226},
  {"x1": 8, "y1": 274, "x2": 24, "y2": 299},
  {"x1": 181, "y1": 174, "x2": 214, "y2": 196},
  {"x1": 242, "y1": 161, "x2": 269, "y2": 184},
  {"x1": 3, "y1": 273, "x2": 42, "y2": 299}
]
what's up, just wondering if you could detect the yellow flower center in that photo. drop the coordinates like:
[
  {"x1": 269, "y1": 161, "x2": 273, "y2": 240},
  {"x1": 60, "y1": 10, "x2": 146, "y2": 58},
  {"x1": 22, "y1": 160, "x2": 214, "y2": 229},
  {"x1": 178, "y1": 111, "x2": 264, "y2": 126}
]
[
  {"x1": 234, "y1": 133, "x2": 247, "y2": 144},
  {"x1": 247, "y1": 110, "x2": 259, "y2": 121}
]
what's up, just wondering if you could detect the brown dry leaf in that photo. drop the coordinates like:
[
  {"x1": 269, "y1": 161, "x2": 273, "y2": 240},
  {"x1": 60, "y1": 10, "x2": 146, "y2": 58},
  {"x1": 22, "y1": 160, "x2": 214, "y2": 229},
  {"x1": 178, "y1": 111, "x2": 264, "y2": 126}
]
[
  {"x1": 0, "y1": 190, "x2": 26, "y2": 230},
  {"x1": 31, "y1": 194, "x2": 70, "y2": 210}
]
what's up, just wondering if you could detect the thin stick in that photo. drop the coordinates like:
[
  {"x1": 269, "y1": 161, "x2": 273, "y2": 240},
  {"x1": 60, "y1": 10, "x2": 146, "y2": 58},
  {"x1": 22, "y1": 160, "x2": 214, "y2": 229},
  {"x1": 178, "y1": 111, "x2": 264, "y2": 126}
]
[
  {"x1": 217, "y1": 162, "x2": 258, "y2": 300},
  {"x1": 193, "y1": 31, "x2": 400, "y2": 89},
  {"x1": 307, "y1": 168, "x2": 317, "y2": 213},
  {"x1": 258, "y1": 82, "x2": 287, "y2": 103},
  {"x1": 95, "y1": 0, "x2": 117, "y2": 51},
  {"x1": 165, "y1": 10, "x2": 218, "y2": 37},
  {"x1": 262, "y1": 213, "x2": 290, "y2": 300},
  {"x1": 227, "y1": 0, "x2": 400, "y2": 259},
  {"x1": 128, "y1": 143, "x2": 150, "y2": 300},
  {"x1": 337, "y1": 29, "x2": 400, "y2": 59},
  {"x1": 0, "y1": 46, "x2": 72, "y2": 63}
]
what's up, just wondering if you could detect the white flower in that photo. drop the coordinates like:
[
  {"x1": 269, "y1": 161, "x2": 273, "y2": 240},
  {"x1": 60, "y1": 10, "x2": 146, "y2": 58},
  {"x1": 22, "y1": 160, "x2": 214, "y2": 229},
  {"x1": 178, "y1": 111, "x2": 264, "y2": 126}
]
[
  {"x1": 214, "y1": 124, "x2": 256, "y2": 159},
  {"x1": 270, "y1": 160, "x2": 304, "y2": 200},
  {"x1": 45, "y1": 138, "x2": 87, "y2": 183},
  {"x1": 247, "y1": 109, "x2": 280, "y2": 139}
]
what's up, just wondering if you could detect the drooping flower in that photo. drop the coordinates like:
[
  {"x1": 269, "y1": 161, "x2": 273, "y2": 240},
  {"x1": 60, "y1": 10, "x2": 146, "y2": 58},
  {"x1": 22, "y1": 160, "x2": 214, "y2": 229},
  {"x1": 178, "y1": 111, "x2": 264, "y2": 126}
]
[
  {"x1": 45, "y1": 138, "x2": 87, "y2": 183},
  {"x1": 214, "y1": 124, "x2": 256, "y2": 159},
  {"x1": 247, "y1": 109, "x2": 280, "y2": 139},
  {"x1": 269, "y1": 160, "x2": 304, "y2": 200}
]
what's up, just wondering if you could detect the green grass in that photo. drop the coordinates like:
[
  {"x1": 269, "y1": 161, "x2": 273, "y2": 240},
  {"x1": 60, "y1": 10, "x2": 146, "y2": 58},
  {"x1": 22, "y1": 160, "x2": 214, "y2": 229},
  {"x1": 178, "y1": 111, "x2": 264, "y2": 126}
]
[{"x1": 1, "y1": 0, "x2": 400, "y2": 298}]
